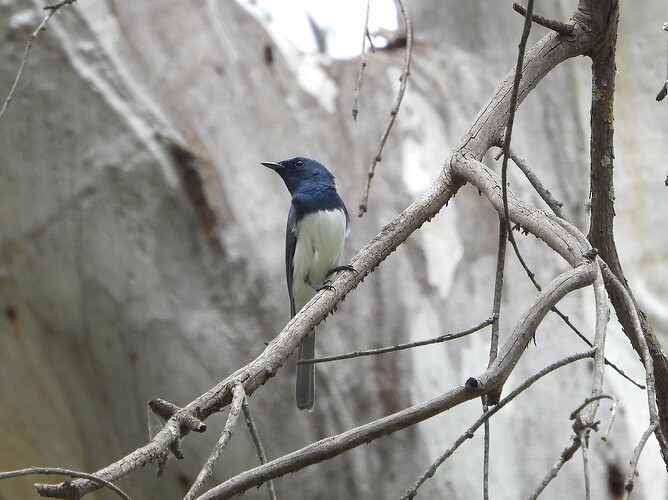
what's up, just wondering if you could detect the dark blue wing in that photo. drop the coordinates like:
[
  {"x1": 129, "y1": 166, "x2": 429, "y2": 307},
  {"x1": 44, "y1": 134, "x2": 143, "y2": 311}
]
[{"x1": 286, "y1": 203, "x2": 298, "y2": 317}]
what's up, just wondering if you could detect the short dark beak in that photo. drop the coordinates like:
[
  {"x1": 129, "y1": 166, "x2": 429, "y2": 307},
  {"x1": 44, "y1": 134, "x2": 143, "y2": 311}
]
[{"x1": 261, "y1": 161, "x2": 283, "y2": 170}]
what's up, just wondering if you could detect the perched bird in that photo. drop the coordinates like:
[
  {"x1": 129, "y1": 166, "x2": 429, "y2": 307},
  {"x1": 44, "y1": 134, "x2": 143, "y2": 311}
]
[{"x1": 261, "y1": 157, "x2": 350, "y2": 411}]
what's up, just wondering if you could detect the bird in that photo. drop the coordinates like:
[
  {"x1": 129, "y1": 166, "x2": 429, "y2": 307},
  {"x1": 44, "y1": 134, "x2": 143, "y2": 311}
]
[{"x1": 261, "y1": 156, "x2": 350, "y2": 411}]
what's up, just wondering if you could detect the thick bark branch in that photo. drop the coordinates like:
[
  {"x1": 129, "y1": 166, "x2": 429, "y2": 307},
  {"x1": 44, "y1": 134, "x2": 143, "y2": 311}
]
[{"x1": 584, "y1": 0, "x2": 668, "y2": 465}]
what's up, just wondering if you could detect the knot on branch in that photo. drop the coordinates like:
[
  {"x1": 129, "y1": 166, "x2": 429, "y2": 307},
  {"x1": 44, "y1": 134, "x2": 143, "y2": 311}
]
[
  {"x1": 465, "y1": 377, "x2": 481, "y2": 391},
  {"x1": 148, "y1": 398, "x2": 207, "y2": 433},
  {"x1": 512, "y1": 2, "x2": 575, "y2": 38},
  {"x1": 147, "y1": 398, "x2": 207, "y2": 474}
]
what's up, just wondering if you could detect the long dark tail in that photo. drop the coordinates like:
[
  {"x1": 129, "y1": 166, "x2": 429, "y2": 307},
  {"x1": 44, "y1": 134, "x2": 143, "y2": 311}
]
[{"x1": 296, "y1": 329, "x2": 316, "y2": 411}]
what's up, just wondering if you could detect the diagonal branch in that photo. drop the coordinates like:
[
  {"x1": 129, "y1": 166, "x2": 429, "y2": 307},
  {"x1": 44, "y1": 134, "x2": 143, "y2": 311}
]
[
  {"x1": 184, "y1": 383, "x2": 246, "y2": 500},
  {"x1": 0, "y1": 2, "x2": 77, "y2": 122},
  {"x1": 402, "y1": 349, "x2": 595, "y2": 500},
  {"x1": 0, "y1": 467, "x2": 130, "y2": 500}
]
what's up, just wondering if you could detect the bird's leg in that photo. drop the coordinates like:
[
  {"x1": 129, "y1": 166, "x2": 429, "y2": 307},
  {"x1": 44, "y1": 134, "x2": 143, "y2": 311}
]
[{"x1": 326, "y1": 264, "x2": 357, "y2": 278}]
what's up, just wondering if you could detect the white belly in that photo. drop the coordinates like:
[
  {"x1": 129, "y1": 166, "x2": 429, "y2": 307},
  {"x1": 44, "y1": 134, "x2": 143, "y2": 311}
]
[{"x1": 292, "y1": 208, "x2": 348, "y2": 310}]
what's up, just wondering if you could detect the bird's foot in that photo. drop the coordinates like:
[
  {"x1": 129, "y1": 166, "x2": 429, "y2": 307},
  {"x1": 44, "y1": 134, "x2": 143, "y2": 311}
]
[
  {"x1": 326, "y1": 264, "x2": 357, "y2": 278},
  {"x1": 316, "y1": 281, "x2": 336, "y2": 293}
]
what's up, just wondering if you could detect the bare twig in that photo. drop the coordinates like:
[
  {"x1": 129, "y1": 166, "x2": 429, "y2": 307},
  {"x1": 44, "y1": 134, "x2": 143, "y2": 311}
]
[
  {"x1": 0, "y1": 2, "x2": 76, "y2": 122},
  {"x1": 601, "y1": 263, "x2": 668, "y2": 455},
  {"x1": 569, "y1": 394, "x2": 616, "y2": 421},
  {"x1": 489, "y1": 217, "x2": 508, "y2": 364},
  {"x1": 505, "y1": 147, "x2": 565, "y2": 218},
  {"x1": 358, "y1": 0, "x2": 412, "y2": 216},
  {"x1": 300, "y1": 318, "x2": 493, "y2": 364},
  {"x1": 656, "y1": 38, "x2": 668, "y2": 101},
  {"x1": 497, "y1": 0, "x2": 551, "y2": 313},
  {"x1": 600, "y1": 397, "x2": 618, "y2": 441},
  {"x1": 527, "y1": 435, "x2": 579, "y2": 499},
  {"x1": 579, "y1": 267, "x2": 609, "y2": 500},
  {"x1": 552, "y1": 306, "x2": 644, "y2": 389},
  {"x1": 483, "y1": 216, "x2": 508, "y2": 497},
  {"x1": 623, "y1": 422, "x2": 659, "y2": 498},
  {"x1": 581, "y1": 443, "x2": 591, "y2": 500},
  {"x1": 241, "y1": 399, "x2": 277, "y2": 500},
  {"x1": 185, "y1": 383, "x2": 246, "y2": 500},
  {"x1": 512, "y1": 2, "x2": 574, "y2": 36},
  {"x1": 526, "y1": 267, "x2": 610, "y2": 499},
  {"x1": 352, "y1": 0, "x2": 373, "y2": 121},
  {"x1": 486, "y1": 0, "x2": 537, "y2": 403},
  {"x1": 44, "y1": 0, "x2": 77, "y2": 10},
  {"x1": 0, "y1": 467, "x2": 130, "y2": 500},
  {"x1": 401, "y1": 350, "x2": 596, "y2": 500}
]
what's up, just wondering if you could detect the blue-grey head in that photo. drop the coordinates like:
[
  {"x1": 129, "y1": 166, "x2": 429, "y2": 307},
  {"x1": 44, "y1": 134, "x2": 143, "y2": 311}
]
[{"x1": 261, "y1": 157, "x2": 336, "y2": 195}]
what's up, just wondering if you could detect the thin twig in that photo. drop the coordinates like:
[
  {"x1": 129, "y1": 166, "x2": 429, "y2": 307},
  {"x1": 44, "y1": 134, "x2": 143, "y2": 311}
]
[
  {"x1": 241, "y1": 399, "x2": 277, "y2": 500},
  {"x1": 578, "y1": 266, "x2": 611, "y2": 500},
  {"x1": 0, "y1": 467, "x2": 131, "y2": 500},
  {"x1": 656, "y1": 39, "x2": 668, "y2": 101},
  {"x1": 622, "y1": 422, "x2": 659, "y2": 498},
  {"x1": 581, "y1": 443, "x2": 591, "y2": 500},
  {"x1": 401, "y1": 350, "x2": 596, "y2": 500},
  {"x1": 352, "y1": 0, "x2": 373, "y2": 121},
  {"x1": 483, "y1": 217, "x2": 507, "y2": 498},
  {"x1": 600, "y1": 396, "x2": 618, "y2": 442},
  {"x1": 500, "y1": 0, "x2": 547, "y2": 305},
  {"x1": 512, "y1": 2, "x2": 574, "y2": 36},
  {"x1": 528, "y1": 268, "x2": 610, "y2": 499},
  {"x1": 549, "y1": 305, "x2": 644, "y2": 389},
  {"x1": 44, "y1": 0, "x2": 77, "y2": 10},
  {"x1": 185, "y1": 383, "x2": 246, "y2": 500},
  {"x1": 569, "y1": 394, "x2": 616, "y2": 420},
  {"x1": 527, "y1": 435, "x2": 579, "y2": 499},
  {"x1": 601, "y1": 263, "x2": 668, "y2": 454},
  {"x1": 358, "y1": 0, "x2": 412, "y2": 216},
  {"x1": 299, "y1": 318, "x2": 493, "y2": 365},
  {"x1": 489, "y1": 217, "x2": 507, "y2": 364},
  {"x1": 0, "y1": 2, "x2": 76, "y2": 122},
  {"x1": 507, "y1": 148, "x2": 565, "y2": 218}
]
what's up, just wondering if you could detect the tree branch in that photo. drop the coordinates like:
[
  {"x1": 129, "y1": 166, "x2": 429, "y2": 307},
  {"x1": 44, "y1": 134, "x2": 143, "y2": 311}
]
[
  {"x1": 184, "y1": 383, "x2": 246, "y2": 500},
  {"x1": 358, "y1": 0, "x2": 413, "y2": 216},
  {"x1": 0, "y1": 2, "x2": 77, "y2": 122},
  {"x1": 401, "y1": 349, "x2": 595, "y2": 500},
  {"x1": 0, "y1": 467, "x2": 131, "y2": 500},
  {"x1": 300, "y1": 318, "x2": 493, "y2": 364},
  {"x1": 241, "y1": 399, "x2": 277, "y2": 500},
  {"x1": 512, "y1": 3, "x2": 575, "y2": 36}
]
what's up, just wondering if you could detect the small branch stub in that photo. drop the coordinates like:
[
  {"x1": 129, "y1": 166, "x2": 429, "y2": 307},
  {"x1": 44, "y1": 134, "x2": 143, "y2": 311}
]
[{"x1": 512, "y1": 2, "x2": 574, "y2": 37}]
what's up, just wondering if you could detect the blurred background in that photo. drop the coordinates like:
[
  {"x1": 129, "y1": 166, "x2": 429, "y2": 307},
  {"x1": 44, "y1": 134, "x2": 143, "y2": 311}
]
[{"x1": 0, "y1": 0, "x2": 667, "y2": 498}]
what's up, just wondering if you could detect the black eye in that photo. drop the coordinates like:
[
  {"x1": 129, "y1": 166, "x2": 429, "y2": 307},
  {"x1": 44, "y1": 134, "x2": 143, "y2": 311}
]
[{"x1": 295, "y1": 160, "x2": 304, "y2": 167}]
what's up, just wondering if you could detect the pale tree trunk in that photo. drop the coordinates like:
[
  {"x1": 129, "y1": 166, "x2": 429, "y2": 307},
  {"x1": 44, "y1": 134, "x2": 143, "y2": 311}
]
[{"x1": 0, "y1": 0, "x2": 666, "y2": 499}]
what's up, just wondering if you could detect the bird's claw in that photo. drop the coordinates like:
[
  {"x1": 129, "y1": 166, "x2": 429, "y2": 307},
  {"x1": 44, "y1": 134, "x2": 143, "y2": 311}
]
[
  {"x1": 316, "y1": 281, "x2": 336, "y2": 293},
  {"x1": 326, "y1": 264, "x2": 357, "y2": 278}
]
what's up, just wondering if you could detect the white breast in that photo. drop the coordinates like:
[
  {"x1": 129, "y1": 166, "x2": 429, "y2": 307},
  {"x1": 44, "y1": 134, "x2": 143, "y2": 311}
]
[{"x1": 292, "y1": 208, "x2": 348, "y2": 309}]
